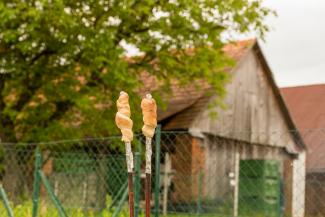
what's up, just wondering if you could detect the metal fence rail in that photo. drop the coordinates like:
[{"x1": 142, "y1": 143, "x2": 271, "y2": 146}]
[{"x1": 0, "y1": 130, "x2": 323, "y2": 217}]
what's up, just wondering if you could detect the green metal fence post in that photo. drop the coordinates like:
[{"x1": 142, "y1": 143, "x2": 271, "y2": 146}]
[
  {"x1": 0, "y1": 183, "x2": 14, "y2": 217},
  {"x1": 154, "y1": 125, "x2": 161, "y2": 217},
  {"x1": 134, "y1": 151, "x2": 141, "y2": 217},
  {"x1": 38, "y1": 171, "x2": 68, "y2": 217},
  {"x1": 196, "y1": 171, "x2": 203, "y2": 216},
  {"x1": 32, "y1": 147, "x2": 42, "y2": 217}
]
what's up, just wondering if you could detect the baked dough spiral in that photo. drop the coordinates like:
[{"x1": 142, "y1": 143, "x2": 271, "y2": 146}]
[
  {"x1": 115, "y1": 91, "x2": 133, "y2": 142},
  {"x1": 141, "y1": 94, "x2": 157, "y2": 138}
]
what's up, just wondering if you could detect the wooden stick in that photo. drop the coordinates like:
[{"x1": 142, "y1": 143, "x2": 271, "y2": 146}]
[
  {"x1": 125, "y1": 142, "x2": 134, "y2": 217},
  {"x1": 115, "y1": 91, "x2": 135, "y2": 217},
  {"x1": 145, "y1": 137, "x2": 153, "y2": 217},
  {"x1": 141, "y1": 94, "x2": 157, "y2": 217},
  {"x1": 145, "y1": 173, "x2": 151, "y2": 217},
  {"x1": 125, "y1": 141, "x2": 135, "y2": 217},
  {"x1": 128, "y1": 172, "x2": 135, "y2": 217}
]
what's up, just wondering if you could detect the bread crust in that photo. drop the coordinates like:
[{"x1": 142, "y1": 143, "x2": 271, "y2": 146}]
[
  {"x1": 115, "y1": 92, "x2": 133, "y2": 142},
  {"x1": 141, "y1": 94, "x2": 157, "y2": 138}
]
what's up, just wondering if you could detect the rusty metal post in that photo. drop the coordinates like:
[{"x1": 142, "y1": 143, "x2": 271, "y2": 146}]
[
  {"x1": 128, "y1": 172, "x2": 135, "y2": 217},
  {"x1": 134, "y1": 151, "x2": 141, "y2": 217}
]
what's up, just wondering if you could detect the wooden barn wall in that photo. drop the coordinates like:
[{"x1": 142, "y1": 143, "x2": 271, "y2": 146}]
[
  {"x1": 166, "y1": 135, "x2": 206, "y2": 202},
  {"x1": 190, "y1": 50, "x2": 297, "y2": 150},
  {"x1": 204, "y1": 135, "x2": 290, "y2": 200},
  {"x1": 167, "y1": 134, "x2": 193, "y2": 202},
  {"x1": 167, "y1": 134, "x2": 294, "y2": 216}
]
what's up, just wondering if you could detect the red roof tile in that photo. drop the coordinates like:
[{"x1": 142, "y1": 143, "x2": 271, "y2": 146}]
[{"x1": 281, "y1": 84, "x2": 325, "y2": 172}]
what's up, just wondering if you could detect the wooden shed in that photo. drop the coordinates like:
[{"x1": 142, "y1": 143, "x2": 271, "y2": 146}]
[{"x1": 149, "y1": 40, "x2": 306, "y2": 217}]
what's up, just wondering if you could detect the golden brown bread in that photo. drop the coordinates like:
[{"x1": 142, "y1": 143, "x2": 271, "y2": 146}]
[
  {"x1": 115, "y1": 91, "x2": 133, "y2": 142},
  {"x1": 141, "y1": 94, "x2": 157, "y2": 138},
  {"x1": 115, "y1": 113, "x2": 133, "y2": 130}
]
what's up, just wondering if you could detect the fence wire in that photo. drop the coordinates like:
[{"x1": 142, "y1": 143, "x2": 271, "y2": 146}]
[{"x1": 0, "y1": 130, "x2": 323, "y2": 217}]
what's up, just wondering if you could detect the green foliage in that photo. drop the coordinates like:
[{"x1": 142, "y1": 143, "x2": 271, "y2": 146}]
[{"x1": 0, "y1": 0, "x2": 273, "y2": 142}]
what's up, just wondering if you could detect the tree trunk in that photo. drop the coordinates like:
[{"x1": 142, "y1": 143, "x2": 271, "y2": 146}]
[
  {"x1": 0, "y1": 125, "x2": 31, "y2": 204},
  {"x1": 0, "y1": 76, "x2": 30, "y2": 202}
]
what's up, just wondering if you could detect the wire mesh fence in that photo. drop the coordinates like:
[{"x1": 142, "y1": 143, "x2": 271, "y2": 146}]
[{"x1": 0, "y1": 129, "x2": 324, "y2": 217}]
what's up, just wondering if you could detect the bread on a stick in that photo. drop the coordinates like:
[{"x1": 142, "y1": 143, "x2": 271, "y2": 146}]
[
  {"x1": 115, "y1": 91, "x2": 133, "y2": 142},
  {"x1": 141, "y1": 94, "x2": 157, "y2": 138},
  {"x1": 142, "y1": 93, "x2": 157, "y2": 217}
]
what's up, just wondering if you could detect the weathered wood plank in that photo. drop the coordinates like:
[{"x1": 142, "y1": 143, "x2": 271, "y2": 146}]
[
  {"x1": 190, "y1": 50, "x2": 297, "y2": 150},
  {"x1": 203, "y1": 136, "x2": 289, "y2": 200}
]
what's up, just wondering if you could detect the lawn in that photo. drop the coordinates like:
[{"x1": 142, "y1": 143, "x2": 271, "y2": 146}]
[{"x1": 0, "y1": 201, "x2": 254, "y2": 217}]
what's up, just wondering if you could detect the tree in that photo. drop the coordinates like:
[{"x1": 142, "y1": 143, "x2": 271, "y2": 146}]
[{"x1": 0, "y1": 0, "x2": 273, "y2": 142}]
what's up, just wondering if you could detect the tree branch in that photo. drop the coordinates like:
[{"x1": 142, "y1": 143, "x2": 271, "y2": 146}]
[
  {"x1": 29, "y1": 49, "x2": 55, "y2": 65},
  {"x1": 13, "y1": 80, "x2": 41, "y2": 112},
  {"x1": 14, "y1": 48, "x2": 57, "y2": 112},
  {"x1": 0, "y1": 74, "x2": 6, "y2": 114},
  {"x1": 48, "y1": 100, "x2": 74, "y2": 122}
]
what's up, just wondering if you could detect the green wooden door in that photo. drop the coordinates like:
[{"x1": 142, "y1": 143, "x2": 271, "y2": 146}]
[{"x1": 238, "y1": 160, "x2": 282, "y2": 217}]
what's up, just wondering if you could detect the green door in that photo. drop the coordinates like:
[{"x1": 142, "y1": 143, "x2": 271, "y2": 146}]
[{"x1": 238, "y1": 160, "x2": 282, "y2": 217}]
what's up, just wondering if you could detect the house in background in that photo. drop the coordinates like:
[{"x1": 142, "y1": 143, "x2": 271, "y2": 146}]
[
  {"x1": 146, "y1": 40, "x2": 306, "y2": 217},
  {"x1": 281, "y1": 84, "x2": 325, "y2": 216}
]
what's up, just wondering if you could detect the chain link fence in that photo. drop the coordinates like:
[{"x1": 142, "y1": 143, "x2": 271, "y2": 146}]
[{"x1": 0, "y1": 129, "x2": 324, "y2": 217}]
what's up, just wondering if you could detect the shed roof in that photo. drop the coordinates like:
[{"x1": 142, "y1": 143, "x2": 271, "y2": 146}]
[
  {"x1": 152, "y1": 39, "x2": 306, "y2": 151},
  {"x1": 281, "y1": 84, "x2": 325, "y2": 171}
]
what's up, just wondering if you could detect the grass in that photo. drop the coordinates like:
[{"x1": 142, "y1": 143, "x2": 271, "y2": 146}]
[
  {"x1": 0, "y1": 200, "x2": 306, "y2": 217},
  {"x1": 0, "y1": 201, "x2": 245, "y2": 217}
]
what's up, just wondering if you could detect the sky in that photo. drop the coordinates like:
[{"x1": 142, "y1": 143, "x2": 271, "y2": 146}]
[
  {"x1": 123, "y1": 0, "x2": 325, "y2": 87},
  {"x1": 260, "y1": 0, "x2": 325, "y2": 87}
]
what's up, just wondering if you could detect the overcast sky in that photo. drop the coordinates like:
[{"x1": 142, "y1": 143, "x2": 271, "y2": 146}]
[
  {"x1": 125, "y1": 1, "x2": 325, "y2": 87},
  {"x1": 260, "y1": 0, "x2": 325, "y2": 87}
]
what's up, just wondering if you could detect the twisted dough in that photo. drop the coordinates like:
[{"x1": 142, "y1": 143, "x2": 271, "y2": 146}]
[
  {"x1": 115, "y1": 91, "x2": 133, "y2": 142},
  {"x1": 141, "y1": 94, "x2": 157, "y2": 138}
]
